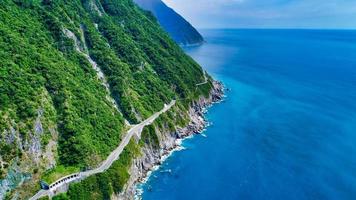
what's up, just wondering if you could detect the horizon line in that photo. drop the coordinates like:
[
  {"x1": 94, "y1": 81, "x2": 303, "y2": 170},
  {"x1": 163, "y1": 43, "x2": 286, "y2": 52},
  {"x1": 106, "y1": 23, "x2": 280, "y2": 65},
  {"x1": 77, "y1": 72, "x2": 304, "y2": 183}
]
[{"x1": 197, "y1": 27, "x2": 356, "y2": 31}]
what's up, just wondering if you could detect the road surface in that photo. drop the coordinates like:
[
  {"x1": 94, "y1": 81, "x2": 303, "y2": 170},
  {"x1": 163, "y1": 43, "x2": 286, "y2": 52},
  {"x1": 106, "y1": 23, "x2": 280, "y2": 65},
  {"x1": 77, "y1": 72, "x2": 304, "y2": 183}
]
[
  {"x1": 196, "y1": 71, "x2": 208, "y2": 86},
  {"x1": 30, "y1": 100, "x2": 175, "y2": 200}
]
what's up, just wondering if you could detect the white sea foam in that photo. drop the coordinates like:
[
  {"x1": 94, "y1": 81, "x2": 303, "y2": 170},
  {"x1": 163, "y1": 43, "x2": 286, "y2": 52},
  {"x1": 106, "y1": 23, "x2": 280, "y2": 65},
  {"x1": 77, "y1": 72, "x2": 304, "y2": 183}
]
[
  {"x1": 134, "y1": 188, "x2": 143, "y2": 200},
  {"x1": 134, "y1": 89, "x2": 225, "y2": 199},
  {"x1": 160, "y1": 169, "x2": 172, "y2": 173}
]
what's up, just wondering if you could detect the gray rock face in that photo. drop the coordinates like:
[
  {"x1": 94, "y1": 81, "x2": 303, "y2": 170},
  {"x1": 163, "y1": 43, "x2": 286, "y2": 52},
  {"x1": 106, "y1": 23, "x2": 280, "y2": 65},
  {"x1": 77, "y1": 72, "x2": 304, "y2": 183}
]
[
  {"x1": 0, "y1": 108, "x2": 58, "y2": 199},
  {"x1": 63, "y1": 27, "x2": 122, "y2": 115},
  {"x1": 28, "y1": 110, "x2": 45, "y2": 164},
  {"x1": 4, "y1": 127, "x2": 16, "y2": 145},
  {"x1": 117, "y1": 81, "x2": 224, "y2": 199},
  {"x1": 0, "y1": 162, "x2": 32, "y2": 200}
]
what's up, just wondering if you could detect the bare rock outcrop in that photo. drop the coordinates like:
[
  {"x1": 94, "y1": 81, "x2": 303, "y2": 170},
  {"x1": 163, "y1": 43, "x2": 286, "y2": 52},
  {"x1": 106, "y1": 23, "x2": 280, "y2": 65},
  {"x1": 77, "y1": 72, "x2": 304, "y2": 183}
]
[{"x1": 116, "y1": 81, "x2": 224, "y2": 200}]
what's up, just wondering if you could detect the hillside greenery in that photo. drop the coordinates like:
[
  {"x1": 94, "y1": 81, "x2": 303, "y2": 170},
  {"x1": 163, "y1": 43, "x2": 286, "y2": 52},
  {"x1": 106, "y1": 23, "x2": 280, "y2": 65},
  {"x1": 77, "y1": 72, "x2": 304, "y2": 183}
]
[
  {"x1": 64, "y1": 140, "x2": 140, "y2": 200},
  {"x1": 0, "y1": 0, "x2": 213, "y2": 199}
]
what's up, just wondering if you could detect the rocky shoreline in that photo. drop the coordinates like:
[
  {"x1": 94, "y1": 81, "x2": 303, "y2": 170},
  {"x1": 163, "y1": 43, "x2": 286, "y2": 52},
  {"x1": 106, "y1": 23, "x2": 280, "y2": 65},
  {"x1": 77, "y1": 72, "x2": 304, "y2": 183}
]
[{"x1": 115, "y1": 81, "x2": 224, "y2": 200}]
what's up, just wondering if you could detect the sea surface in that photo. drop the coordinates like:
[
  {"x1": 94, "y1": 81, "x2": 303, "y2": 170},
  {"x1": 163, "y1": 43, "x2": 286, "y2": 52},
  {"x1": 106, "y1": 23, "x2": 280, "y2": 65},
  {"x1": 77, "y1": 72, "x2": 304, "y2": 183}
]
[{"x1": 140, "y1": 29, "x2": 356, "y2": 200}]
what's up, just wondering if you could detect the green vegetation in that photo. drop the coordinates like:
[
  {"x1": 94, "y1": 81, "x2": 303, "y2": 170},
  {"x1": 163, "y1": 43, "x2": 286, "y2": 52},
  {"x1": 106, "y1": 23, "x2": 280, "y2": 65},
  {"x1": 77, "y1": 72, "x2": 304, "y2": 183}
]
[
  {"x1": 140, "y1": 102, "x2": 191, "y2": 150},
  {"x1": 0, "y1": 0, "x2": 213, "y2": 199},
  {"x1": 140, "y1": 125, "x2": 160, "y2": 149},
  {"x1": 52, "y1": 194, "x2": 69, "y2": 200},
  {"x1": 42, "y1": 165, "x2": 80, "y2": 184},
  {"x1": 66, "y1": 140, "x2": 140, "y2": 200},
  {"x1": 0, "y1": 0, "x2": 125, "y2": 169}
]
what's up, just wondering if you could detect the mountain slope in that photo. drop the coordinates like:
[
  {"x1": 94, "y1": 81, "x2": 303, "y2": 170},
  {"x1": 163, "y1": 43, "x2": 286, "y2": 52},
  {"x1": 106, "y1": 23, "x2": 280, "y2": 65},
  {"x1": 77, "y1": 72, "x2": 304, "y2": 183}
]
[
  {"x1": 134, "y1": 0, "x2": 204, "y2": 45},
  {"x1": 0, "y1": 0, "x2": 214, "y2": 199}
]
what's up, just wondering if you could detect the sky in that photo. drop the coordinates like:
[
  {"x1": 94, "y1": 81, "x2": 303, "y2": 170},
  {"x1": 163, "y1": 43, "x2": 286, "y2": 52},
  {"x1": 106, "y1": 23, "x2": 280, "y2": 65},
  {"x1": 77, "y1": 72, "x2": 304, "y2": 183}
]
[{"x1": 163, "y1": 0, "x2": 356, "y2": 29}]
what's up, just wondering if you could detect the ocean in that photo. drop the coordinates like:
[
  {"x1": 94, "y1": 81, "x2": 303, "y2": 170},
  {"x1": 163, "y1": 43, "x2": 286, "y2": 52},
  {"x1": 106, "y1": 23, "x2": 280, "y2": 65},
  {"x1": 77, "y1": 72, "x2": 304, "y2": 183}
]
[{"x1": 140, "y1": 29, "x2": 356, "y2": 200}]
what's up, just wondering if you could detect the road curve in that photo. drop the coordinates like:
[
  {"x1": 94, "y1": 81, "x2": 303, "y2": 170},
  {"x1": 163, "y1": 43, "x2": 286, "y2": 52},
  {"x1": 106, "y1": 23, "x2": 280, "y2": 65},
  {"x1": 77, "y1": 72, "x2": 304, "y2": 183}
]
[
  {"x1": 30, "y1": 100, "x2": 176, "y2": 200},
  {"x1": 196, "y1": 71, "x2": 208, "y2": 86}
]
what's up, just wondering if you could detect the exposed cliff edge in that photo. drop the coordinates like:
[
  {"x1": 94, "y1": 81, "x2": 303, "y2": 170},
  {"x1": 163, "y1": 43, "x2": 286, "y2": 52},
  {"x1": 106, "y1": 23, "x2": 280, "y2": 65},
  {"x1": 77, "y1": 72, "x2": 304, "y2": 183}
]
[
  {"x1": 0, "y1": 0, "x2": 215, "y2": 199},
  {"x1": 117, "y1": 81, "x2": 224, "y2": 200},
  {"x1": 134, "y1": 0, "x2": 204, "y2": 46}
]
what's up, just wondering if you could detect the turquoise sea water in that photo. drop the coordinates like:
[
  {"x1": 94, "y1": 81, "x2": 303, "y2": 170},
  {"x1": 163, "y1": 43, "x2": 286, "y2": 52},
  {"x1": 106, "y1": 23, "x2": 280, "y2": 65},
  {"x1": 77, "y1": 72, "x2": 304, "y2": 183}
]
[{"x1": 141, "y1": 29, "x2": 356, "y2": 200}]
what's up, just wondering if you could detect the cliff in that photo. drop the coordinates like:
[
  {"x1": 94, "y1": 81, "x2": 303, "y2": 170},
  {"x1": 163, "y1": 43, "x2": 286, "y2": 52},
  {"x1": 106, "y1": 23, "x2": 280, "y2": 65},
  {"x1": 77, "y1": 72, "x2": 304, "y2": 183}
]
[
  {"x1": 0, "y1": 0, "x2": 213, "y2": 199},
  {"x1": 134, "y1": 0, "x2": 204, "y2": 46},
  {"x1": 118, "y1": 81, "x2": 223, "y2": 200}
]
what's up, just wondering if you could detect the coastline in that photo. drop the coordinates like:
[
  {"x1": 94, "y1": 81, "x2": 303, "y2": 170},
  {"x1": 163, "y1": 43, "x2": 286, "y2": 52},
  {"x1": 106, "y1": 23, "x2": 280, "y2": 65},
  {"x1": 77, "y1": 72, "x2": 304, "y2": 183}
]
[
  {"x1": 115, "y1": 80, "x2": 224, "y2": 200},
  {"x1": 179, "y1": 40, "x2": 206, "y2": 48}
]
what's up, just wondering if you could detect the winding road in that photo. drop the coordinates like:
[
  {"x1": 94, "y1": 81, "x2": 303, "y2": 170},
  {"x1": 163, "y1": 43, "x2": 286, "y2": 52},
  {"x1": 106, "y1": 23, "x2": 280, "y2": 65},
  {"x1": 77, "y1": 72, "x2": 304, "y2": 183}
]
[
  {"x1": 30, "y1": 100, "x2": 176, "y2": 200},
  {"x1": 196, "y1": 71, "x2": 208, "y2": 86}
]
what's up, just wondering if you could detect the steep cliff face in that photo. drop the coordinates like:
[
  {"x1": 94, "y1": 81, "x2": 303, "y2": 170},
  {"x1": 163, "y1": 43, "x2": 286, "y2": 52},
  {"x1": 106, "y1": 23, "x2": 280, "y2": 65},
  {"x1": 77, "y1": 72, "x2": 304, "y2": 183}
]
[
  {"x1": 0, "y1": 0, "x2": 212, "y2": 199},
  {"x1": 118, "y1": 81, "x2": 223, "y2": 200},
  {"x1": 134, "y1": 0, "x2": 204, "y2": 46}
]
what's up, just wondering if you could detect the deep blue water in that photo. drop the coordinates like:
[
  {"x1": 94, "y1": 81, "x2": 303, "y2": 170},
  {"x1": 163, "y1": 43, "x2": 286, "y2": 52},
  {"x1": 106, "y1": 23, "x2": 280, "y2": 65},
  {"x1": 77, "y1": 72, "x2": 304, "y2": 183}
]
[{"x1": 141, "y1": 29, "x2": 356, "y2": 200}]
